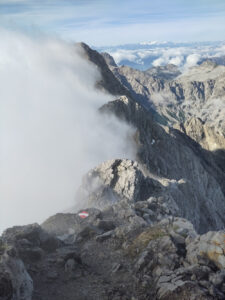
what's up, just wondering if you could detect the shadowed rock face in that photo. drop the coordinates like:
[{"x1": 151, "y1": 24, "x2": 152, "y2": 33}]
[
  {"x1": 1, "y1": 43, "x2": 225, "y2": 299},
  {"x1": 77, "y1": 44, "x2": 225, "y2": 234},
  {"x1": 77, "y1": 42, "x2": 131, "y2": 97},
  {"x1": 100, "y1": 96, "x2": 225, "y2": 233},
  {"x1": 101, "y1": 52, "x2": 117, "y2": 68},
  {"x1": 0, "y1": 270, "x2": 13, "y2": 300},
  {"x1": 0, "y1": 245, "x2": 33, "y2": 300}
]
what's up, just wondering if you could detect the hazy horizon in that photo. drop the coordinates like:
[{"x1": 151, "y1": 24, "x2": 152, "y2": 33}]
[{"x1": 0, "y1": 0, "x2": 224, "y2": 46}]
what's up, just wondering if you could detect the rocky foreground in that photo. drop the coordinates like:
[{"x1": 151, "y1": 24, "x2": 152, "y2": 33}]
[
  {"x1": 0, "y1": 184, "x2": 225, "y2": 299},
  {"x1": 1, "y1": 44, "x2": 225, "y2": 299}
]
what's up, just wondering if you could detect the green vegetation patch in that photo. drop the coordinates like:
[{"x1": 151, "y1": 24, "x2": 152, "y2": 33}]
[
  {"x1": 126, "y1": 226, "x2": 167, "y2": 258},
  {"x1": 0, "y1": 242, "x2": 7, "y2": 257}
]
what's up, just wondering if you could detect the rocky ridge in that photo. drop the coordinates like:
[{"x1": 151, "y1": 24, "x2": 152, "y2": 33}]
[
  {"x1": 1, "y1": 185, "x2": 225, "y2": 299},
  {"x1": 0, "y1": 43, "x2": 225, "y2": 299},
  {"x1": 103, "y1": 52, "x2": 225, "y2": 134}
]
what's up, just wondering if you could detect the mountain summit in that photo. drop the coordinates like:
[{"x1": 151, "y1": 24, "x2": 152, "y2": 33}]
[{"x1": 1, "y1": 43, "x2": 225, "y2": 300}]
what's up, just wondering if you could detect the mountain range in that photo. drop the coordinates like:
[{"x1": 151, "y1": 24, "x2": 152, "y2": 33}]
[{"x1": 0, "y1": 43, "x2": 225, "y2": 300}]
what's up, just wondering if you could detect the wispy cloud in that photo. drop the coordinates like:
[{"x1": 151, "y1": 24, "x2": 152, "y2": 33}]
[{"x1": 0, "y1": 0, "x2": 224, "y2": 45}]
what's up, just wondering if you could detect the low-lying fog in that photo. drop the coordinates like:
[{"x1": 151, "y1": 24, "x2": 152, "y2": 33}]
[{"x1": 0, "y1": 30, "x2": 135, "y2": 233}]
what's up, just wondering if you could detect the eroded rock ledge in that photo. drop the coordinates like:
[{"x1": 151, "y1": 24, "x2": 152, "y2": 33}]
[{"x1": 1, "y1": 158, "x2": 225, "y2": 299}]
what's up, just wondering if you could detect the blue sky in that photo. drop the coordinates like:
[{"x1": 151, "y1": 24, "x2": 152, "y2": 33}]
[{"x1": 0, "y1": 0, "x2": 225, "y2": 46}]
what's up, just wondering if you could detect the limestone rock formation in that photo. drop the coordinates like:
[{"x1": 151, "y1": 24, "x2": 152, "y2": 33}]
[
  {"x1": 77, "y1": 42, "x2": 130, "y2": 97},
  {"x1": 101, "y1": 52, "x2": 117, "y2": 68},
  {"x1": 103, "y1": 54, "x2": 225, "y2": 133},
  {"x1": 174, "y1": 117, "x2": 225, "y2": 152},
  {"x1": 75, "y1": 159, "x2": 160, "y2": 211},
  {"x1": 1, "y1": 43, "x2": 225, "y2": 300},
  {"x1": 186, "y1": 231, "x2": 225, "y2": 270},
  {"x1": 101, "y1": 96, "x2": 225, "y2": 233},
  {"x1": 1, "y1": 199, "x2": 225, "y2": 299}
]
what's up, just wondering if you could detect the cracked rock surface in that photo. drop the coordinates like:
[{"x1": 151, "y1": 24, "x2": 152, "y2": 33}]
[{"x1": 1, "y1": 43, "x2": 225, "y2": 300}]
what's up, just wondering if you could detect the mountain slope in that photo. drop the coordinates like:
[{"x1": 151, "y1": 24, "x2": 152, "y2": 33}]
[
  {"x1": 78, "y1": 44, "x2": 225, "y2": 233},
  {"x1": 104, "y1": 54, "x2": 225, "y2": 133},
  {"x1": 1, "y1": 43, "x2": 225, "y2": 300}
]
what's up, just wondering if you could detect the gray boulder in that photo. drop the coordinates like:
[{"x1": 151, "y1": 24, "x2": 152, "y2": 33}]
[{"x1": 186, "y1": 230, "x2": 225, "y2": 269}]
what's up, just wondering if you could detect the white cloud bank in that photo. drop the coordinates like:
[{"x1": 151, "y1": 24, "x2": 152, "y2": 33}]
[
  {"x1": 0, "y1": 30, "x2": 135, "y2": 232},
  {"x1": 101, "y1": 42, "x2": 225, "y2": 70}
]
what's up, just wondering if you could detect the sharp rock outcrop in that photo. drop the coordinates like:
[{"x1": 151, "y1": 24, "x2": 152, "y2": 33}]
[{"x1": 1, "y1": 43, "x2": 225, "y2": 300}]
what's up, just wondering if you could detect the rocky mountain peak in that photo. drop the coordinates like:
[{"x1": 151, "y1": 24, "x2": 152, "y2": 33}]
[
  {"x1": 101, "y1": 52, "x2": 118, "y2": 68},
  {"x1": 200, "y1": 59, "x2": 218, "y2": 68},
  {"x1": 77, "y1": 42, "x2": 130, "y2": 97},
  {"x1": 1, "y1": 43, "x2": 225, "y2": 300}
]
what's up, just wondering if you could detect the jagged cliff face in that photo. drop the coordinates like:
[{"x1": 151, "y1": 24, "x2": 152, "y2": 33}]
[
  {"x1": 106, "y1": 55, "x2": 225, "y2": 133},
  {"x1": 78, "y1": 43, "x2": 225, "y2": 234},
  {"x1": 95, "y1": 48, "x2": 225, "y2": 233},
  {"x1": 100, "y1": 96, "x2": 225, "y2": 233},
  {"x1": 1, "y1": 43, "x2": 225, "y2": 300}
]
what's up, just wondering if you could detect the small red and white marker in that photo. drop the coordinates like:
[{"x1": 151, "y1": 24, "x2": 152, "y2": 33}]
[{"x1": 78, "y1": 211, "x2": 89, "y2": 219}]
